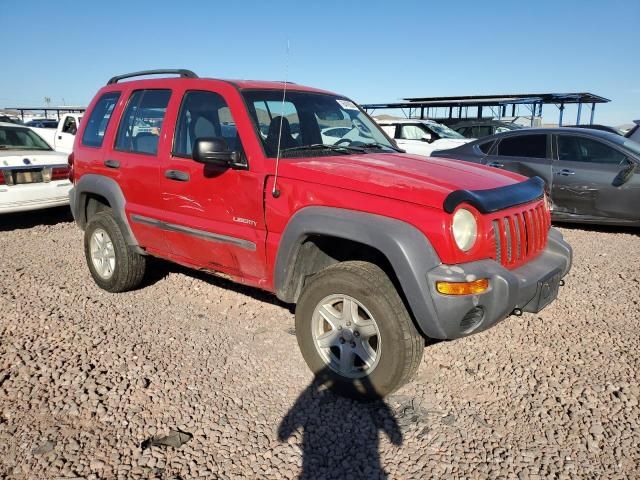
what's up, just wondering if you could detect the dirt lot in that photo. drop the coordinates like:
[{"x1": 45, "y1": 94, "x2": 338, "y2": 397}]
[{"x1": 0, "y1": 207, "x2": 639, "y2": 479}]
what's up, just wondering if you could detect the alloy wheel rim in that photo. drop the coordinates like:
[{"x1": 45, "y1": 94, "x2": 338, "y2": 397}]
[
  {"x1": 90, "y1": 228, "x2": 116, "y2": 280},
  {"x1": 311, "y1": 294, "x2": 382, "y2": 379}
]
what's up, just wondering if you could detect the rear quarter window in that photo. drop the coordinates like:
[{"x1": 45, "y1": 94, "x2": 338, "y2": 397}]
[{"x1": 82, "y1": 92, "x2": 120, "y2": 148}]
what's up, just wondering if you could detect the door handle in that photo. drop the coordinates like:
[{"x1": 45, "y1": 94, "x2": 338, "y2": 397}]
[
  {"x1": 555, "y1": 169, "x2": 575, "y2": 176},
  {"x1": 58, "y1": 135, "x2": 62, "y2": 140},
  {"x1": 165, "y1": 170, "x2": 190, "y2": 182},
  {"x1": 487, "y1": 161, "x2": 504, "y2": 168},
  {"x1": 104, "y1": 159, "x2": 120, "y2": 169}
]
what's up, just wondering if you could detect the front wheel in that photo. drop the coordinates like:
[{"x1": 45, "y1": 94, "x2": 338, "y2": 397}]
[{"x1": 295, "y1": 261, "x2": 424, "y2": 400}]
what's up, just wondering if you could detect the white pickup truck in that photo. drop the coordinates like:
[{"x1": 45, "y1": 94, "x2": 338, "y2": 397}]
[{"x1": 30, "y1": 113, "x2": 83, "y2": 154}]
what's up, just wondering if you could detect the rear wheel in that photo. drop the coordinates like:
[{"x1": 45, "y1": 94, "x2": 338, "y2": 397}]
[
  {"x1": 84, "y1": 211, "x2": 146, "y2": 292},
  {"x1": 295, "y1": 261, "x2": 424, "y2": 400}
]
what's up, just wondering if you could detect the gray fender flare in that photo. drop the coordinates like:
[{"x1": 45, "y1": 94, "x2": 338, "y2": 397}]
[
  {"x1": 69, "y1": 174, "x2": 139, "y2": 247},
  {"x1": 274, "y1": 206, "x2": 446, "y2": 338}
]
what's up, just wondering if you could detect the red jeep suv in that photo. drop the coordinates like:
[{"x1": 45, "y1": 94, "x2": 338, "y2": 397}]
[{"x1": 69, "y1": 69, "x2": 572, "y2": 398}]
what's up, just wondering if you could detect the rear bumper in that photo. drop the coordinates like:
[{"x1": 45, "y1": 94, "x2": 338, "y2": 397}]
[
  {"x1": 69, "y1": 186, "x2": 81, "y2": 226},
  {"x1": 424, "y1": 228, "x2": 572, "y2": 339},
  {"x1": 0, "y1": 181, "x2": 71, "y2": 214}
]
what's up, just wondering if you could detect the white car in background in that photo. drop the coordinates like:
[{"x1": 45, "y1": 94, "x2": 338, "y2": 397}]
[
  {"x1": 30, "y1": 113, "x2": 82, "y2": 153},
  {"x1": 0, "y1": 122, "x2": 71, "y2": 213},
  {"x1": 375, "y1": 118, "x2": 474, "y2": 157}
]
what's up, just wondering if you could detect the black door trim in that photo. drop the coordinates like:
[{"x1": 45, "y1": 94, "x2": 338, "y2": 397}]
[{"x1": 130, "y1": 214, "x2": 256, "y2": 251}]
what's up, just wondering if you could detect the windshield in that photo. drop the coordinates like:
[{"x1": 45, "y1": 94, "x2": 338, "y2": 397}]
[
  {"x1": 243, "y1": 90, "x2": 397, "y2": 157},
  {"x1": 622, "y1": 138, "x2": 640, "y2": 157},
  {"x1": 0, "y1": 126, "x2": 52, "y2": 150},
  {"x1": 425, "y1": 122, "x2": 465, "y2": 139}
]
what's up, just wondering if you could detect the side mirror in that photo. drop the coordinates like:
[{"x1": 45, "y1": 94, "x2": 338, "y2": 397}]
[
  {"x1": 612, "y1": 160, "x2": 637, "y2": 187},
  {"x1": 192, "y1": 137, "x2": 236, "y2": 167},
  {"x1": 421, "y1": 133, "x2": 433, "y2": 143}
]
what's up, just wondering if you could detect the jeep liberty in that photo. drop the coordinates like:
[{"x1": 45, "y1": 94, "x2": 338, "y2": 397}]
[{"x1": 69, "y1": 70, "x2": 572, "y2": 399}]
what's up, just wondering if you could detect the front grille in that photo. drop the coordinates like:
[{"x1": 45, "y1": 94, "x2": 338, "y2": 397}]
[{"x1": 492, "y1": 203, "x2": 549, "y2": 267}]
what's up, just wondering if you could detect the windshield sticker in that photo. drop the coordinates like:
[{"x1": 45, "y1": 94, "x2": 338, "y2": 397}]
[{"x1": 337, "y1": 100, "x2": 359, "y2": 111}]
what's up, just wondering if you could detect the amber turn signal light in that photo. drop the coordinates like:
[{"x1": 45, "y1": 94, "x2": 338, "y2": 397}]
[{"x1": 436, "y1": 278, "x2": 489, "y2": 295}]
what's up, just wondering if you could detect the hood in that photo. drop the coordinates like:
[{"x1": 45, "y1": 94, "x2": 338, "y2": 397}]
[
  {"x1": 279, "y1": 152, "x2": 525, "y2": 210},
  {"x1": 0, "y1": 150, "x2": 68, "y2": 168}
]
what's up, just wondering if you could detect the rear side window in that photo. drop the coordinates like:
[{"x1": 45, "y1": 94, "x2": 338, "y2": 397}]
[
  {"x1": 82, "y1": 92, "x2": 120, "y2": 147},
  {"x1": 115, "y1": 89, "x2": 171, "y2": 155},
  {"x1": 497, "y1": 134, "x2": 547, "y2": 158}
]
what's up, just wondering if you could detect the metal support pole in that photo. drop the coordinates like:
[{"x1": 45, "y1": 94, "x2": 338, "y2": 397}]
[
  {"x1": 558, "y1": 103, "x2": 565, "y2": 126},
  {"x1": 448, "y1": 106, "x2": 452, "y2": 119},
  {"x1": 576, "y1": 102, "x2": 582, "y2": 125},
  {"x1": 512, "y1": 104, "x2": 516, "y2": 117},
  {"x1": 589, "y1": 103, "x2": 595, "y2": 125},
  {"x1": 478, "y1": 106, "x2": 482, "y2": 119},
  {"x1": 458, "y1": 106, "x2": 462, "y2": 118},
  {"x1": 530, "y1": 104, "x2": 534, "y2": 127},
  {"x1": 420, "y1": 107, "x2": 424, "y2": 119}
]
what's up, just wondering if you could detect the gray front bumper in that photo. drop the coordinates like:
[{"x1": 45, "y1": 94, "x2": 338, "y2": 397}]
[{"x1": 424, "y1": 228, "x2": 572, "y2": 339}]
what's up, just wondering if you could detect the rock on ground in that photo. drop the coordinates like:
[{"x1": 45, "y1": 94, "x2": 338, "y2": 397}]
[{"x1": 0, "y1": 207, "x2": 639, "y2": 479}]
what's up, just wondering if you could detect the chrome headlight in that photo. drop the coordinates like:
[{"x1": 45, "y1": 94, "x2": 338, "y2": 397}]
[{"x1": 452, "y1": 208, "x2": 477, "y2": 251}]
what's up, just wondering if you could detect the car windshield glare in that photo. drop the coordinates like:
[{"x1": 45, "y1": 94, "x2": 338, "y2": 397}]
[
  {"x1": 427, "y1": 122, "x2": 465, "y2": 139},
  {"x1": 0, "y1": 126, "x2": 52, "y2": 150},
  {"x1": 242, "y1": 90, "x2": 396, "y2": 158}
]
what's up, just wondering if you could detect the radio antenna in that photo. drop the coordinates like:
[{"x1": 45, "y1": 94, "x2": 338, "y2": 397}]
[{"x1": 271, "y1": 39, "x2": 290, "y2": 198}]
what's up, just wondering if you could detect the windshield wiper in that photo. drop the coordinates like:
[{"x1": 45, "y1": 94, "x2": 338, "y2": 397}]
[
  {"x1": 359, "y1": 142, "x2": 405, "y2": 153},
  {"x1": 281, "y1": 144, "x2": 366, "y2": 154}
]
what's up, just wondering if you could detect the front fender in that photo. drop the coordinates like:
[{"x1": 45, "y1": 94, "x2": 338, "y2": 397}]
[{"x1": 274, "y1": 206, "x2": 452, "y2": 338}]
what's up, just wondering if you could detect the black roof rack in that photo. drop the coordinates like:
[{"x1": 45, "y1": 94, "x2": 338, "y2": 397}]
[{"x1": 107, "y1": 69, "x2": 198, "y2": 85}]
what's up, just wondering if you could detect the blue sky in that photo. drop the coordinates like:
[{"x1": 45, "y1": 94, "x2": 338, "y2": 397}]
[{"x1": 2, "y1": 0, "x2": 638, "y2": 125}]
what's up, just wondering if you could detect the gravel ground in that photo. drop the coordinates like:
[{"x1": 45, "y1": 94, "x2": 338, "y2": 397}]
[{"x1": 0, "y1": 207, "x2": 639, "y2": 479}]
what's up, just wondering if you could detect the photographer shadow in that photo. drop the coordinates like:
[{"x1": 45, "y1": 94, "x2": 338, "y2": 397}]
[{"x1": 278, "y1": 368, "x2": 402, "y2": 479}]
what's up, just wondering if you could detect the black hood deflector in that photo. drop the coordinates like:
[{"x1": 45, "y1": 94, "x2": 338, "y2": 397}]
[{"x1": 443, "y1": 176, "x2": 545, "y2": 214}]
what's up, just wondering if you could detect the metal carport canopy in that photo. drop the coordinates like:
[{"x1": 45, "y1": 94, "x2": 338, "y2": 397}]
[{"x1": 361, "y1": 92, "x2": 611, "y2": 126}]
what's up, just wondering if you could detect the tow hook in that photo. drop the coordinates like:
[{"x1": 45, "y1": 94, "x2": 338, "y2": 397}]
[
  {"x1": 512, "y1": 308, "x2": 523, "y2": 317},
  {"x1": 559, "y1": 279, "x2": 565, "y2": 286}
]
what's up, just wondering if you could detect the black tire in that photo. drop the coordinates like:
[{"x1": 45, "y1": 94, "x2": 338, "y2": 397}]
[
  {"x1": 84, "y1": 211, "x2": 146, "y2": 293},
  {"x1": 295, "y1": 261, "x2": 424, "y2": 400}
]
